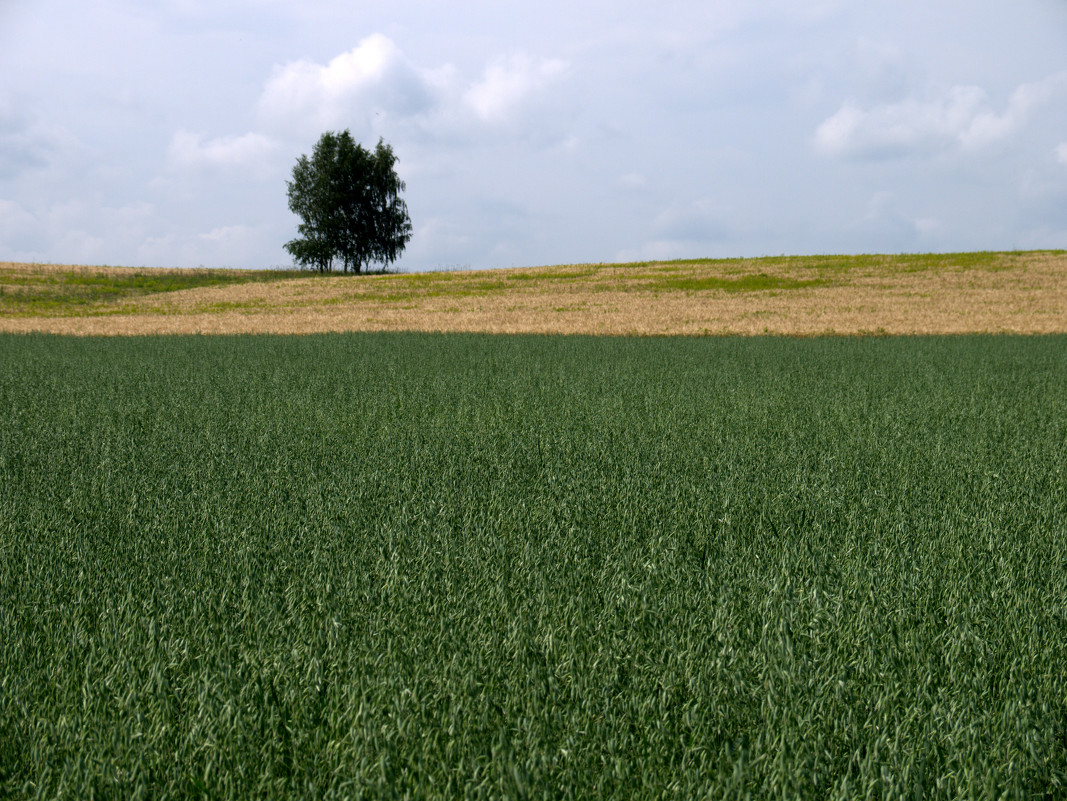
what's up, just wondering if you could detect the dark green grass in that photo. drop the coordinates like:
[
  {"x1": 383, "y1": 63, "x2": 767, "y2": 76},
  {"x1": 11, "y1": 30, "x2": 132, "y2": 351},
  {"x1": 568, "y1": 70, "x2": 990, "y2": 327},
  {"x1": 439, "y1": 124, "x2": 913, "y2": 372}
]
[{"x1": 1, "y1": 333, "x2": 1066, "y2": 799}]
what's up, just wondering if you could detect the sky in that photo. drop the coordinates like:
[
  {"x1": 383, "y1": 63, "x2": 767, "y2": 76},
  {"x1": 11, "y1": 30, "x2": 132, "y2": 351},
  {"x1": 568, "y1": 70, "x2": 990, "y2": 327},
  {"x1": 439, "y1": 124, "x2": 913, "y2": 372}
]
[{"x1": 2, "y1": 0, "x2": 1067, "y2": 271}]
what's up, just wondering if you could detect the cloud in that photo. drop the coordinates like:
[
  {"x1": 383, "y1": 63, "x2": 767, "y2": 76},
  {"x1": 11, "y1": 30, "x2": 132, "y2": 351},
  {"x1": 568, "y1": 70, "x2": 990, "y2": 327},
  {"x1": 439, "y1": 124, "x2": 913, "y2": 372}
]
[
  {"x1": 962, "y1": 74, "x2": 1067, "y2": 148},
  {"x1": 131, "y1": 222, "x2": 281, "y2": 269},
  {"x1": 847, "y1": 38, "x2": 919, "y2": 104},
  {"x1": 614, "y1": 240, "x2": 699, "y2": 264},
  {"x1": 815, "y1": 73, "x2": 1067, "y2": 160},
  {"x1": 842, "y1": 191, "x2": 941, "y2": 250},
  {"x1": 463, "y1": 54, "x2": 568, "y2": 124},
  {"x1": 167, "y1": 130, "x2": 279, "y2": 174},
  {"x1": 610, "y1": 199, "x2": 738, "y2": 263},
  {"x1": 0, "y1": 198, "x2": 159, "y2": 265},
  {"x1": 196, "y1": 224, "x2": 275, "y2": 264},
  {"x1": 259, "y1": 34, "x2": 436, "y2": 133},
  {"x1": 651, "y1": 199, "x2": 733, "y2": 243},
  {"x1": 199, "y1": 225, "x2": 253, "y2": 243},
  {"x1": 0, "y1": 95, "x2": 81, "y2": 180},
  {"x1": 1057, "y1": 143, "x2": 1067, "y2": 166},
  {"x1": 814, "y1": 88, "x2": 985, "y2": 159},
  {"x1": 257, "y1": 35, "x2": 568, "y2": 142},
  {"x1": 0, "y1": 198, "x2": 37, "y2": 250},
  {"x1": 402, "y1": 216, "x2": 474, "y2": 269}
]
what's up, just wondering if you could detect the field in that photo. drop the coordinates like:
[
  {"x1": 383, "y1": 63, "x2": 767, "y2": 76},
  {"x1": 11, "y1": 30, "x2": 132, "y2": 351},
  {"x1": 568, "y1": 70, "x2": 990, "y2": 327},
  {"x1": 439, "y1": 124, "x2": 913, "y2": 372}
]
[
  {"x1": 2, "y1": 249, "x2": 1067, "y2": 335},
  {"x1": 2, "y1": 332, "x2": 1066, "y2": 799}
]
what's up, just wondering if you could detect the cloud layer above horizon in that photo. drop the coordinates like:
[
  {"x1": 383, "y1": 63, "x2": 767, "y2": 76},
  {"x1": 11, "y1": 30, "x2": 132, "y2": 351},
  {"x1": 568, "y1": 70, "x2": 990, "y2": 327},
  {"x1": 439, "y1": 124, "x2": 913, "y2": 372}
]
[{"x1": 2, "y1": 0, "x2": 1066, "y2": 269}]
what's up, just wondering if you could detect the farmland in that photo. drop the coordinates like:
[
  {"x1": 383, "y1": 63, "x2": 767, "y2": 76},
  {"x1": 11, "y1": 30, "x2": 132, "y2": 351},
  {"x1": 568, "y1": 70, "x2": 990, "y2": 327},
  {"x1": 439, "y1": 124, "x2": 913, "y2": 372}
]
[
  {"x1": 3, "y1": 249, "x2": 1067, "y2": 335},
  {"x1": 2, "y1": 332, "x2": 1066, "y2": 798}
]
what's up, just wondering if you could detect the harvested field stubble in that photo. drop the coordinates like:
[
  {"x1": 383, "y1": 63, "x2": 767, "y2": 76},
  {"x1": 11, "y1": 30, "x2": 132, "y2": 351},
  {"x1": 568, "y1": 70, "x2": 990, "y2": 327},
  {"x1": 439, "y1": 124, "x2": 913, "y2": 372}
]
[{"x1": 2, "y1": 250, "x2": 1065, "y2": 335}]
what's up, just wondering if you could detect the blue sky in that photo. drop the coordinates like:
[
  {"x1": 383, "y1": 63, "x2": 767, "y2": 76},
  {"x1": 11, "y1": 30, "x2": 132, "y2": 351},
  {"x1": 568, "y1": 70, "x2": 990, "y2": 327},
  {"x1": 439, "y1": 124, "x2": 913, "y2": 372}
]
[{"x1": 2, "y1": 0, "x2": 1067, "y2": 270}]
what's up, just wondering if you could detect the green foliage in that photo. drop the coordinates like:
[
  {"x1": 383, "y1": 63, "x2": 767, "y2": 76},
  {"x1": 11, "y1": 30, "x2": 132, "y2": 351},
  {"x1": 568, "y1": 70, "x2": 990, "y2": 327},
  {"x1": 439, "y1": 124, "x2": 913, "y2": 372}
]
[
  {"x1": 1, "y1": 333, "x2": 1066, "y2": 799},
  {"x1": 285, "y1": 131, "x2": 413, "y2": 274}
]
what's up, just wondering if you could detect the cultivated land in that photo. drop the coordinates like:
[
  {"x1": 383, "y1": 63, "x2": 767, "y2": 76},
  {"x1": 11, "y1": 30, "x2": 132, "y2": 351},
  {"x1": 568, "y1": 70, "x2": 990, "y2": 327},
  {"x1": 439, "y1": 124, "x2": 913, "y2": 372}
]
[
  {"x1": 2, "y1": 334, "x2": 1066, "y2": 798},
  {"x1": 2, "y1": 249, "x2": 1066, "y2": 335},
  {"x1": 3, "y1": 251, "x2": 1066, "y2": 797}
]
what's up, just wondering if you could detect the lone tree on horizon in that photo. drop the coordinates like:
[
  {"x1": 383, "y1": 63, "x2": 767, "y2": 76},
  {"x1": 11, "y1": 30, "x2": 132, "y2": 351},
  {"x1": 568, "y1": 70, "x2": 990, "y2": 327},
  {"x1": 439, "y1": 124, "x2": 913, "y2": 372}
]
[{"x1": 285, "y1": 131, "x2": 412, "y2": 273}]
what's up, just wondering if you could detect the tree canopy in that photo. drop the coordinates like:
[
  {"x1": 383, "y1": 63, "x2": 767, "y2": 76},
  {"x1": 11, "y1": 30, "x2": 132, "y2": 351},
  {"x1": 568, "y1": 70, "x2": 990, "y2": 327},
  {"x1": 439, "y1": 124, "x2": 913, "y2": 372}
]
[{"x1": 285, "y1": 131, "x2": 412, "y2": 273}]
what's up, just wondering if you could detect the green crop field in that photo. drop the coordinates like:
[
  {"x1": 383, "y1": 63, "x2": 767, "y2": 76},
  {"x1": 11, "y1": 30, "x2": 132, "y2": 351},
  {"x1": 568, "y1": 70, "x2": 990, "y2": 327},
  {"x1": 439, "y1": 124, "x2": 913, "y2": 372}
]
[{"x1": 1, "y1": 333, "x2": 1066, "y2": 799}]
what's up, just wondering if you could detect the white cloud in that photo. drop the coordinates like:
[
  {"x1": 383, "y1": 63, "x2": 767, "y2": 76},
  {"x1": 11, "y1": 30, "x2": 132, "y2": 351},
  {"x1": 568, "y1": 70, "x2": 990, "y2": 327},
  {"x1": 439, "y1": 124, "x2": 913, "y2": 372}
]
[
  {"x1": 963, "y1": 74, "x2": 1067, "y2": 148},
  {"x1": 814, "y1": 87, "x2": 986, "y2": 159},
  {"x1": 1056, "y1": 143, "x2": 1067, "y2": 166},
  {"x1": 815, "y1": 73, "x2": 1067, "y2": 160},
  {"x1": 463, "y1": 54, "x2": 568, "y2": 124},
  {"x1": 257, "y1": 35, "x2": 568, "y2": 141},
  {"x1": 167, "y1": 130, "x2": 279, "y2": 174},
  {"x1": 258, "y1": 34, "x2": 436, "y2": 133}
]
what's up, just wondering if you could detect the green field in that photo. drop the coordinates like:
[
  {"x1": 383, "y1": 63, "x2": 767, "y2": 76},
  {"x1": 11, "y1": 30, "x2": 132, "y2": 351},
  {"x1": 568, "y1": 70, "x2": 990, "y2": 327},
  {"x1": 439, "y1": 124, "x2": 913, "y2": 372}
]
[{"x1": 1, "y1": 333, "x2": 1066, "y2": 799}]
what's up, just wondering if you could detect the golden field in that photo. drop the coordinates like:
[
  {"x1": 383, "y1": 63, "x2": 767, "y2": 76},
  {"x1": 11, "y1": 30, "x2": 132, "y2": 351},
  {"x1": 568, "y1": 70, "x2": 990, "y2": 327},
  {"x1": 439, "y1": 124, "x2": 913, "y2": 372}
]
[{"x1": 2, "y1": 250, "x2": 1065, "y2": 336}]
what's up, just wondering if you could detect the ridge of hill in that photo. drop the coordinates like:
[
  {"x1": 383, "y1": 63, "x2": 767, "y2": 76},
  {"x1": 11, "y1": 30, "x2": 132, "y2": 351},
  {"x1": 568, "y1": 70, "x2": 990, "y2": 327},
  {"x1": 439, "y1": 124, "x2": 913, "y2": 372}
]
[{"x1": 2, "y1": 250, "x2": 1065, "y2": 335}]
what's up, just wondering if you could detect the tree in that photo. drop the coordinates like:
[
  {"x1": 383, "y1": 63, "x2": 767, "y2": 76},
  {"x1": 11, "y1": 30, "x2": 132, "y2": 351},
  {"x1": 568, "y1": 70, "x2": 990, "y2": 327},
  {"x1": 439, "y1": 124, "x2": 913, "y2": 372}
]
[{"x1": 285, "y1": 131, "x2": 412, "y2": 273}]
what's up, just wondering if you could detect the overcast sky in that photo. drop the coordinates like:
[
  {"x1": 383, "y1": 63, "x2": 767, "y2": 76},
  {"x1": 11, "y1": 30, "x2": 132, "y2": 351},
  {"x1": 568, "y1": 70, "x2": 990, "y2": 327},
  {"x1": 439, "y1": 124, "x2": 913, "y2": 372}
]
[{"x1": 2, "y1": 0, "x2": 1067, "y2": 270}]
